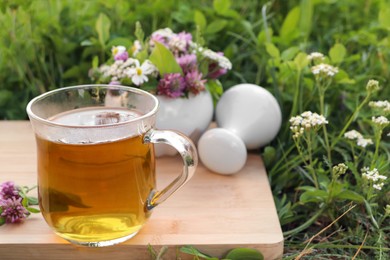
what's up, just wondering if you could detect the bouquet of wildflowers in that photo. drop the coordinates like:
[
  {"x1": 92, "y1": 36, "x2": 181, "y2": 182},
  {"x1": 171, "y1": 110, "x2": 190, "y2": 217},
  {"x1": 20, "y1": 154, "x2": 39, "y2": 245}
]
[{"x1": 89, "y1": 24, "x2": 232, "y2": 99}]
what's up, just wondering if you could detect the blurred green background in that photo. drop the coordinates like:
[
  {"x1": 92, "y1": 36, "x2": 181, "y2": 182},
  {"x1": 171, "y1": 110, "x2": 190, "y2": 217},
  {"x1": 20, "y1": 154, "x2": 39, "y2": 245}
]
[{"x1": 1, "y1": 0, "x2": 389, "y2": 120}]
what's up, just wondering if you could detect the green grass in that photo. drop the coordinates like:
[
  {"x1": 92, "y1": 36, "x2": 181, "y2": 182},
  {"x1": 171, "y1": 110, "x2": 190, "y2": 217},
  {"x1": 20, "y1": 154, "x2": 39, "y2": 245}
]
[{"x1": 1, "y1": 0, "x2": 389, "y2": 259}]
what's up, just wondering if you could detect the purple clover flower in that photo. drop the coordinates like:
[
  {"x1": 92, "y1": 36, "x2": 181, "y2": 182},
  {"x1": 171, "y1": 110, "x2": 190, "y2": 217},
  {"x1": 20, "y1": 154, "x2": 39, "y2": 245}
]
[
  {"x1": 150, "y1": 34, "x2": 169, "y2": 48},
  {"x1": 0, "y1": 197, "x2": 29, "y2": 223},
  {"x1": 176, "y1": 32, "x2": 192, "y2": 45},
  {"x1": 176, "y1": 54, "x2": 197, "y2": 74},
  {"x1": 207, "y1": 65, "x2": 227, "y2": 79},
  {"x1": 0, "y1": 181, "x2": 20, "y2": 200},
  {"x1": 157, "y1": 73, "x2": 186, "y2": 98},
  {"x1": 114, "y1": 51, "x2": 129, "y2": 61},
  {"x1": 185, "y1": 70, "x2": 206, "y2": 95}
]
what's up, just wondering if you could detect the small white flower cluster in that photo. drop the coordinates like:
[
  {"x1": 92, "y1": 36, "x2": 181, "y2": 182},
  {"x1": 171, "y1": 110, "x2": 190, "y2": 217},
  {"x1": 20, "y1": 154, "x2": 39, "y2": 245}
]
[
  {"x1": 369, "y1": 100, "x2": 390, "y2": 114},
  {"x1": 361, "y1": 167, "x2": 387, "y2": 190},
  {"x1": 311, "y1": 63, "x2": 339, "y2": 78},
  {"x1": 366, "y1": 79, "x2": 380, "y2": 92},
  {"x1": 99, "y1": 58, "x2": 158, "y2": 86},
  {"x1": 202, "y1": 49, "x2": 232, "y2": 70},
  {"x1": 307, "y1": 52, "x2": 325, "y2": 62},
  {"x1": 372, "y1": 116, "x2": 389, "y2": 127},
  {"x1": 290, "y1": 111, "x2": 328, "y2": 138},
  {"x1": 332, "y1": 163, "x2": 348, "y2": 177},
  {"x1": 344, "y1": 130, "x2": 373, "y2": 148}
]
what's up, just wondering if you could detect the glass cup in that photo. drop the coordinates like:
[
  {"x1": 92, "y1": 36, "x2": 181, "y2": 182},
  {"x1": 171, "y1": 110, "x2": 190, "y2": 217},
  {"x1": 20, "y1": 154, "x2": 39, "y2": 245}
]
[{"x1": 26, "y1": 85, "x2": 197, "y2": 247}]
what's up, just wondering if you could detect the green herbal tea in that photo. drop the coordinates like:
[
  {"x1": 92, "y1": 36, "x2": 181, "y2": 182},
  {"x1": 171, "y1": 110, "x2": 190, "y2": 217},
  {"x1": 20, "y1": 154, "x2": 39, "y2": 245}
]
[{"x1": 36, "y1": 108, "x2": 156, "y2": 243}]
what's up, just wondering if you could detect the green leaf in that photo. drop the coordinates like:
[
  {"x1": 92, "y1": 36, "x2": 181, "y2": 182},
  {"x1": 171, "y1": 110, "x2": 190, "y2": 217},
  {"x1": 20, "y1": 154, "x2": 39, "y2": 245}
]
[
  {"x1": 22, "y1": 197, "x2": 28, "y2": 207},
  {"x1": 225, "y1": 248, "x2": 264, "y2": 260},
  {"x1": 205, "y1": 19, "x2": 228, "y2": 34},
  {"x1": 379, "y1": 2, "x2": 390, "y2": 29},
  {"x1": 206, "y1": 79, "x2": 223, "y2": 106},
  {"x1": 92, "y1": 56, "x2": 99, "y2": 69},
  {"x1": 264, "y1": 42, "x2": 280, "y2": 59},
  {"x1": 107, "y1": 37, "x2": 132, "y2": 49},
  {"x1": 180, "y1": 246, "x2": 217, "y2": 260},
  {"x1": 334, "y1": 190, "x2": 364, "y2": 203},
  {"x1": 63, "y1": 66, "x2": 81, "y2": 79},
  {"x1": 0, "y1": 216, "x2": 5, "y2": 226},
  {"x1": 257, "y1": 28, "x2": 273, "y2": 45},
  {"x1": 262, "y1": 146, "x2": 276, "y2": 167},
  {"x1": 281, "y1": 46, "x2": 300, "y2": 61},
  {"x1": 329, "y1": 43, "x2": 346, "y2": 64},
  {"x1": 334, "y1": 69, "x2": 355, "y2": 84},
  {"x1": 300, "y1": 189, "x2": 328, "y2": 203},
  {"x1": 27, "y1": 196, "x2": 39, "y2": 205},
  {"x1": 213, "y1": 0, "x2": 231, "y2": 14},
  {"x1": 95, "y1": 13, "x2": 111, "y2": 47},
  {"x1": 293, "y1": 52, "x2": 309, "y2": 71},
  {"x1": 280, "y1": 7, "x2": 300, "y2": 41},
  {"x1": 26, "y1": 207, "x2": 40, "y2": 213},
  {"x1": 194, "y1": 10, "x2": 207, "y2": 30},
  {"x1": 134, "y1": 21, "x2": 145, "y2": 43},
  {"x1": 299, "y1": 0, "x2": 313, "y2": 38},
  {"x1": 149, "y1": 41, "x2": 183, "y2": 76}
]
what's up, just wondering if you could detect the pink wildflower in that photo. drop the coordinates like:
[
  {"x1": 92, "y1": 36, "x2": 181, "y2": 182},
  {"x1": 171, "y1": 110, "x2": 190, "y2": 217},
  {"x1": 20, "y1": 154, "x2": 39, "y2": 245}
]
[
  {"x1": 207, "y1": 64, "x2": 227, "y2": 79},
  {"x1": 157, "y1": 73, "x2": 186, "y2": 98},
  {"x1": 0, "y1": 197, "x2": 29, "y2": 223},
  {"x1": 114, "y1": 51, "x2": 129, "y2": 61},
  {"x1": 150, "y1": 34, "x2": 169, "y2": 48},
  {"x1": 0, "y1": 181, "x2": 20, "y2": 200},
  {"x1": 176, "y1": 54, "x2": 197, "y2": 73},
  {"x1": 185, "y1": 70, "x2": 206, "y2": 95},
  {"x1": 207, "y1": 52, "x2": 228, "y2": 79}
]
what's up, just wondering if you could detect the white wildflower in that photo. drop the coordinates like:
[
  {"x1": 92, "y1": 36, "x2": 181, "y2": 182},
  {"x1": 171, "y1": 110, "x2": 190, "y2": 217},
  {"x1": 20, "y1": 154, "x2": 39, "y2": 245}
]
[
  {"x1": 372, "y1": 116, "x2": 389, "y2": 127},
  {"x1": 289, "y1": 115, "x2": 303, "y2": 126},
  {"x1": 151, "y1": 28, "x2": 174, "y2": 38},
  {"x1": 369, "y1": 100, "x2": 390, "y2": 114},
  {"x1": 111, "y1": 46, "x2": 127, "y2": 56},
  {"x1": 332, "y1": 163, "x2": 348, "y2": 177},
  {"x1": 356, "y1": 138, "x2": 373, "y2": 148},
  {"x1": 344, "y1": 130, "x2": 373, "y2": 147},
  {"x1": 373, "y1": 183, "x2": 385, "y2": 190},
  {"x1": 289, "y1": 111, "x2": 328, "y2": 138},
  {"x1": 169, "y1": 37, "x2": 187, "y2": 53},
  {"x1": 202, "y1": 49, "x2": 232, "y2": 70},
  {"x1": 366, "y1": 79, "x2": 380, "y2": 92},
  {"x1": 131, "y1": 40, "x2": 142, "y2": 56},
  {"x1": 311, "y1": 63, "x2": 339, "y2": 77},
  {"x1": 124, "y1": 59, "x2": 156, "y2": 86},
  {"x1": 344, "y1": 130, "x2": 363, "y2": 140},
  {"x1": 362, "y1": 167, "x2": 387, "y2": 191},
  {"x1": 307, "y1": 52, "x2": 325, "y2": 62}
]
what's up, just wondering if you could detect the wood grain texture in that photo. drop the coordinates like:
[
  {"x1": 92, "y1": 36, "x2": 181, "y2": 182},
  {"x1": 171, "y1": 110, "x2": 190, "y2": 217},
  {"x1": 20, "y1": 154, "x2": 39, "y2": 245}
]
[{"x1": 0, "y1": 121, "x2": 283, "y2": 259}]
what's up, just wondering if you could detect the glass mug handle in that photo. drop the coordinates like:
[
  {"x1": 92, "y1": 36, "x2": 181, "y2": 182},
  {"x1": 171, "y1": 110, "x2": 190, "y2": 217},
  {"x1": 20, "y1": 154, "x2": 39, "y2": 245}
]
[{"x1": 143, "y1": 129, "x2": 198, "y2": 210}]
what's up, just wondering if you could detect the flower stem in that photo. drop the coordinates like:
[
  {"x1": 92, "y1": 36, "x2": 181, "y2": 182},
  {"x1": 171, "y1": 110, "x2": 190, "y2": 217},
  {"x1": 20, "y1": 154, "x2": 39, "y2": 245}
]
[
  {"x1": 371, "y1": 129, "x2": 382, "y2": 168},
  {"x1": 290, "y1": 70, "x2": 302, "y2": 119},
  {"x1": 332, "y1": 94, "x2": 372, "y2": 148},
  {"x1": 319, "y1": 90, "x2": 332, "y2": 164}
]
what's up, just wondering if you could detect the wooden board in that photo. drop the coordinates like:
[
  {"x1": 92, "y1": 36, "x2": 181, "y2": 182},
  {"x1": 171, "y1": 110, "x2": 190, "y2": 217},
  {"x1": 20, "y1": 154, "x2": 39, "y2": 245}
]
[{"x1": 0, "y1": 121, "x2": 283, "y2": 259}]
